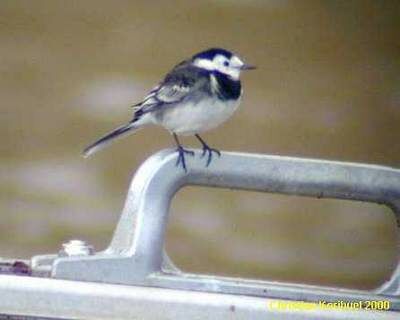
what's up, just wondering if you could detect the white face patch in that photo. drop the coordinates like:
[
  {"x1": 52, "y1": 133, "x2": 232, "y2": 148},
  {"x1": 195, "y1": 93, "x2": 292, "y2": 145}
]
[{"x1": 193, "y1": 54, "x2": 244, "y2": 80}]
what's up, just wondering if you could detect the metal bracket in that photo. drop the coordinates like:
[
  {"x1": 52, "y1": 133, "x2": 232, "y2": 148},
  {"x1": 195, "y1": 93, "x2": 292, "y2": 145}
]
[{"x1": 36, "y1": 149, "x2": 400, "y2": 307}]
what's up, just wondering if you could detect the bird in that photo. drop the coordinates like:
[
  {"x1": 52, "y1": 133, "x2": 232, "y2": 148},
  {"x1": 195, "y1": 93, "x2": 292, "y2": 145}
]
[{"x1": 83, "y1": 48, "x2": 255, "y2": 171}]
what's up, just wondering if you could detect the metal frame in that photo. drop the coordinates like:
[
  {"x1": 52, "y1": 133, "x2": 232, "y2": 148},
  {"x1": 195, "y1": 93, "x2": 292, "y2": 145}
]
[
  {"x1": 3, "y1": 274, "x2": 400, "y2": 320},
  {"x1": 2, "y1": 149, "x2": 400, "y2": 319},
  {"x1": 51, "y1": 151, "x2": 400, "y2": 299}
]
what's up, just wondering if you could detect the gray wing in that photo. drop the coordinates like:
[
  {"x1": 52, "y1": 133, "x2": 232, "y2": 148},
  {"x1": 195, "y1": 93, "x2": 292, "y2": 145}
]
[{"x1": 132, "y1": 62, "x2": 208, "y2": 116}]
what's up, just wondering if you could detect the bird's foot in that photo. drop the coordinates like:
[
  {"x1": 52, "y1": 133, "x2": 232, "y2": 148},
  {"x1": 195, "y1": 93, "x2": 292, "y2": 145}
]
[
  {"x1": 200, "y1": 145, "x2": 221, "y2": 167},
  {"x1": 175, "y1": 146, "x2": 195, "y2": 172}
]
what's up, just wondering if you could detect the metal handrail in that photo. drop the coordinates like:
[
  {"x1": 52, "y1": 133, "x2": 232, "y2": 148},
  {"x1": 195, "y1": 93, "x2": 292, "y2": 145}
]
[
  {"x1": 1, "y1": 149, "x2": 400, "y2": 319},
  {"x1": 49, "y1": 150, "x2": 400, "y2": 304}
]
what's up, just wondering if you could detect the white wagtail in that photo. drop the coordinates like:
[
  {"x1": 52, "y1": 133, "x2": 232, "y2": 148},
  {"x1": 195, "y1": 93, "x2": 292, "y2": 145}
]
[{"x1": 83, "y1": 48, "x2": 255, "y2": 171}]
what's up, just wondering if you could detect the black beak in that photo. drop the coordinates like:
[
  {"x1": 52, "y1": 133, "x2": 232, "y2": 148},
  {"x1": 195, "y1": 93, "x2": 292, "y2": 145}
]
[{"x1": 240, "y1": 64, "x2": 256, "y2": 70}]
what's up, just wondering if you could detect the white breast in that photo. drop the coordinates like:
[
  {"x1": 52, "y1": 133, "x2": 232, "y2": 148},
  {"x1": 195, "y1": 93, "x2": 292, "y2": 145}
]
[{"x1": 158, "y1": 97, "x2": 240, "y2": 136}]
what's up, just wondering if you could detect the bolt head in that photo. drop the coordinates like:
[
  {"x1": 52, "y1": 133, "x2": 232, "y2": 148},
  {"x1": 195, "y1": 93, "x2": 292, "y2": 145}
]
[{"x1": 59, "y1": 239, "x2": 94, "y2": 257}]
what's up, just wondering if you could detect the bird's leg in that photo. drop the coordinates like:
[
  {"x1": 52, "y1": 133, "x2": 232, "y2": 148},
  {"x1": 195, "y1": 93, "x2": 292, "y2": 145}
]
[
  {"x1": 173, "y1": 133, "x2": 194, "y2": 172},
  {"x1": 195, "y1": 134, "x2": 221, "y2": 167}
]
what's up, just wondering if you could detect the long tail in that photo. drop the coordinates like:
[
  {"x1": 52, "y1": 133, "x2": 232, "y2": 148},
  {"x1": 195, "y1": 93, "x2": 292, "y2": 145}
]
[{"x1": 82, "y1": 121, "x2": 139, "y2": 158}]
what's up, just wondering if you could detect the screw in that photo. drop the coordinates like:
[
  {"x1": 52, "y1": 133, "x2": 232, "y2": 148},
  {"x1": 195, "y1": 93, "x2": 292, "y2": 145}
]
[{"x1": 59, "y1": 239, "x2": 94, "y2": 257}]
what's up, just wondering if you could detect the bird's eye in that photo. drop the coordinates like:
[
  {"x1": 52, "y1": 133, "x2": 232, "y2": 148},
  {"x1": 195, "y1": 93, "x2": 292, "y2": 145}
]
[{"x1": 223, "y1": 61, "x2": 229, "y2": 67}]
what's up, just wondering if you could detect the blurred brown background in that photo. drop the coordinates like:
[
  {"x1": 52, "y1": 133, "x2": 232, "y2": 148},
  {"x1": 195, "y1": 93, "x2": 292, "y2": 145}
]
[{"x1": 1, "y1": 0, "x2": 399, "y2": 289}]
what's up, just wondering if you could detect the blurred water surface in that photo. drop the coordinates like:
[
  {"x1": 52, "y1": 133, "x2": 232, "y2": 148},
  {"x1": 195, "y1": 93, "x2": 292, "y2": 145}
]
[{"x1": 1, "y1": 0, "x2": 399, "y2": 289}]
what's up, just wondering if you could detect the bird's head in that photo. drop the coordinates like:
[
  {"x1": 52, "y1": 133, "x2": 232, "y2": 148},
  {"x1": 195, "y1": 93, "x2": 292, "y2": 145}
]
[{"x1": 192, "y1": 48, "x2": 255, "y2": 80}]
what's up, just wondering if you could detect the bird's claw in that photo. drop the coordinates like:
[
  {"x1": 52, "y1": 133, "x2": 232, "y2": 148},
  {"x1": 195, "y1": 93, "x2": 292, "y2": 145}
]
[
  {"x1": 200, "y1": 146, "x2": 221, "y2": 167},
  {"x1": 175, "y1": 146, "x2": 195, "y2": 172}
]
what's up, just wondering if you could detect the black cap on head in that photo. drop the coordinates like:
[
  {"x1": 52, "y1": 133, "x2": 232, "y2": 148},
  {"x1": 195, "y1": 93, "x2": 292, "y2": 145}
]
[{"x1": 192, "y1": 48, "x2": 233, "y2": 60}]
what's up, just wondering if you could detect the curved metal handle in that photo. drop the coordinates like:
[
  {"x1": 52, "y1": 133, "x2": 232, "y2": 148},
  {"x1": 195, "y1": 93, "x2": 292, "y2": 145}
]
[
  {"x1": 108, "y1": 150, "x2": 400, "y2": 282},
  {"x1": 53, "y1": 149, "x2": 400, "y2": 297}
]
